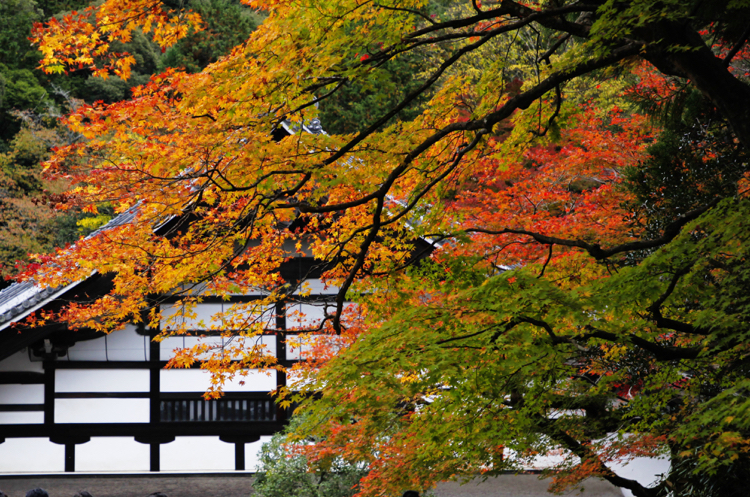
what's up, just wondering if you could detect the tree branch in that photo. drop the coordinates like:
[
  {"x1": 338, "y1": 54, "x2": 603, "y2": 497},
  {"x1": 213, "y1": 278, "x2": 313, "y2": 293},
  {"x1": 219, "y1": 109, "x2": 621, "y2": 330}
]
[
  {"x1": 465, "y1": 198, "x2": 720, "y2": 260},
  {"x1": 583, "y1": 325, "x2": 701, "y2": 361}
]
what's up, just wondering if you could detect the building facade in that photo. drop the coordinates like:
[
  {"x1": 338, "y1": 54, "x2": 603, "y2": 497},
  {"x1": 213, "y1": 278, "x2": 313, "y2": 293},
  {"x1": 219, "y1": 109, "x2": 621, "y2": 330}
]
[{"x1": 0, "y1": 257, "x2": 339, "y2": 474}]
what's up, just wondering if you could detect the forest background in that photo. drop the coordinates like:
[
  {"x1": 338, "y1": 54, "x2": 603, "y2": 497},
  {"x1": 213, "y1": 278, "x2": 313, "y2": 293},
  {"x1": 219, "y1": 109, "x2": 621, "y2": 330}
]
[{"x1": 0, "y1": 0, "x2": 272, "y2": 277}]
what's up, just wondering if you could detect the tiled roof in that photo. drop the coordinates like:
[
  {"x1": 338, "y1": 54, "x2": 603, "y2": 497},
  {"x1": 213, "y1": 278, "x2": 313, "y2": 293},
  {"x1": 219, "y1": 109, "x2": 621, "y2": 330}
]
[
  {"x1": 0, "y1": 118, "x2": 320, "y2": 332},
  {"x1": 0, "y1": 206, "x2": 140, "y2": 330}
]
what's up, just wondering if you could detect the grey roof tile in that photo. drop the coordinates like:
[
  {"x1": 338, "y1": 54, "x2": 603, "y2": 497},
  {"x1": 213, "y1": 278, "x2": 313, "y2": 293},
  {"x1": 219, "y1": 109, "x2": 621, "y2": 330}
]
[{"x1": 0, "y1": 206, "x2": 140, "y2": 329}]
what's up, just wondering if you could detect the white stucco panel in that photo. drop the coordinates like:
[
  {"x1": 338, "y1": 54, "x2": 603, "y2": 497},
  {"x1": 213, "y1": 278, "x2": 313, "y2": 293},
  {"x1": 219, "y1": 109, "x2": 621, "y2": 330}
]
[
  {"x1": 0, "y1": 350, "x2": 43, "y2": 372},
  {"x1": 0, "y1": 384, "x2": 43, "y2": 404},
  {"x1": 0, "y1": 438, "x2": 64, "y2": 472},
  {"x1": 294, "y1": 278, "x2": 340, "y2": 296},
  {"x1": 160, "y1": 368, "x2": 276, "y2": 392},
  {"x1": 160, "y1": 334, "x2": 277, "y2": 362},
  {"x1": 76, "y1": 437, "x2": 150, "y2": 472},
  {"x1": 55, "y1": 369, "x2": 149, "y2": 393},
  {"x1": 55, "y1": 398, "x2": 149, "y2": 423},
  {"x1": 102, "y1": 325, "x2": 150, "y2": 361},
  {"x1": 160, "y1": 436, "x2": 234, "y2": 471},
  {"x1": 286, "y1": 303, "x2": 328, "y2": 331},
  {"x1": 0, "y1": 411, "x2": 43, "y2": 424}
]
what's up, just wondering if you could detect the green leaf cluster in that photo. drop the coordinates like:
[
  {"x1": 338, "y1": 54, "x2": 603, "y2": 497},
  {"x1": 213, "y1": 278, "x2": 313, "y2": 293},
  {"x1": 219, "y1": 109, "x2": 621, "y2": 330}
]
[{"x1": 254, "y1": 415, "x2": 368, "y2": 497}]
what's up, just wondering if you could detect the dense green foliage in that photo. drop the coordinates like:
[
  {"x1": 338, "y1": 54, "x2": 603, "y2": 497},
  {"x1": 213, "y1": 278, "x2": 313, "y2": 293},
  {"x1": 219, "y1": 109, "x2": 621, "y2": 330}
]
[
  {"x1": 159, "y1": 0, "x2": 265, "y2": 73},
  {"x1": 253, "y1": 416, "x2": 368, "y2": 497}
]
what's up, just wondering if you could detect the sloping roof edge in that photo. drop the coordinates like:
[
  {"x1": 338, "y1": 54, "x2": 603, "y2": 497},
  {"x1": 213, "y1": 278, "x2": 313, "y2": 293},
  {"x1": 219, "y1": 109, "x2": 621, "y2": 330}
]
[
  {"x1": 0, "y1": 119, "x2": 320, "y2": 336},
  {"x1": 0, "y1": 279, "x2": 85, "y2": 333},
  {"x1": 0, "y1": 205, "x2": 141, "y2": 333}
]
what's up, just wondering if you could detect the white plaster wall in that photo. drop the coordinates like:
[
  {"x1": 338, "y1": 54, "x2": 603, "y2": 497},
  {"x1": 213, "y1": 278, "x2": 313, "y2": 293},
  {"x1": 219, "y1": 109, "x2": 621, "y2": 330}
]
[
  {"x1": 0, "y1": 350, "x2": 43, "y2": 372},
  {"x1": 0, "y1": 384, "x2": 43, "y2": 404},
  {"x1": 224, "y1": 335, "x2": 276, "y2": 359},
  {"x1": 161, "y1": 334, "x2": 277, "y2": 361},
  {"x1": 160, "y1": 437, "x2": 234, "y2": 471},
  {"x1": 294, "y1": 278, "x2": 340, "y2": 296},
  {"x1": 76, "y1": 437, "x2": 150, "y2": 472},
  {"x1": 65, "y1": 326, "x2": 149, "y2": 362},
  {"x1": 102, "y1": 325, "x2": 150, "y2": 361},
  {"x1": 55, "y1": 369, "x2": 149, "y2": 393},
  {"x1": 55, "y1": 398, "x2": 150, "y2": 423},
  {"x1": 64, "y1": 334, "x2": 106, "y2": 362},
  {"x1": 247, "y1": 436, "x2": 274, "y2": 471},
  {"x1": 286, "y1": 334, "x2": 323, "y2": 360},
  {"x1": 610, "y1": 457, "x2": 670, "y2": 497},
  {"x1": 226, "y1": 303, "x2": 275, "y2": 331},
  {"x1": 0, "y1": 438, "x2": 64, "y2": 472},
  {"x1": 285, "y1": 333, "x2": 347, "y2": 361},
  {"x1": 286, "y1": 303, "x2": 328, "y2": 331},
  {"x1": 162, "y1": 303, "x2": 224, "y2": 330},
  {"x1": 162, "y1": 303, "x2": 275, "y2": 332},
  {"x1": 0, "y1": 411, "x2": 43, "y2": 424},
  {"x1": 160, "y1": 368, "x2": 276, "y2": 392},
  {"x1": 160, "y1": 335, "x2": 224, "y2": 361}
]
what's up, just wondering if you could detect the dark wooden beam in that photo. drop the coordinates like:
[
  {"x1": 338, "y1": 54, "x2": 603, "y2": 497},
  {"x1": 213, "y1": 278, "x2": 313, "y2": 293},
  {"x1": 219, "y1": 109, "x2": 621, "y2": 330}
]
[
  {"x1": 0, "y1": 404, "x2": 44, "y2": 412},
  {"x1": 43, "y1": 361, "x2": 54, "y2": 425},
  {"x1": 55, "y1": 392, "x2": 150, "y2": 399},
  {"x1": 0, "y1": 372, "x2": 45, "y2": 384},
  {"x1": 235, "y1": 442, "x2": 245, "y2": 471},
  {"x1": 65, "y1": 443, "x2": 75, "y2": 472},
  {"x1": 150, "y1": 443, "x2": 160, "y2": 472},
  {"x1": 0, "y1": 421, "x2": 287, "y2": 438}
]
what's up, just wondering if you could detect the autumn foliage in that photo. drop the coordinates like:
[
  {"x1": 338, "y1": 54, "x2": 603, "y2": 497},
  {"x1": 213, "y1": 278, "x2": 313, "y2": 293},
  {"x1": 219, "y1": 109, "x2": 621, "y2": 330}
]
[{"x1": 25, "y1": 1, "x2": 750, "y2": 496}]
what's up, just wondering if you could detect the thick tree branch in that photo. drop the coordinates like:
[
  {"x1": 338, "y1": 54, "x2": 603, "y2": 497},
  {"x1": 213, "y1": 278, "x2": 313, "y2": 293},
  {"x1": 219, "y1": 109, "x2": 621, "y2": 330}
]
[
  {"x1": 282, "y1": 43, "x2": 641, "y2": 216},
  {"x1": 722, "y1": 26, "x2": 750, "y2": 67},
  {"x1": 583, "y1": 325, "x2": 701, "y2": 361},
  {"x1": 406, "y1": 2, "x2": 594, "y2": 41},
  {"x1": 465, "y1": 198, "x2": 720, "y2": 260},
  {"x1": 539, "y1": 418, "x2": 661, "y2": 497},
  {"x1": 641, "y1": 20, "x2": 750, "y2": 152}
]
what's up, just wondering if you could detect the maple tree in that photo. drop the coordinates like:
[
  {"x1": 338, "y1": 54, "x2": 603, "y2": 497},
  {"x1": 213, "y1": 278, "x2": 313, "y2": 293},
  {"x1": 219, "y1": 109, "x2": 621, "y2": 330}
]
[
  {"x1": 0, "y1": 0, "x2": 263, "y2": 276},
  {"x1": 25, "y1": 0, "x2": 750, "y2": 496}
]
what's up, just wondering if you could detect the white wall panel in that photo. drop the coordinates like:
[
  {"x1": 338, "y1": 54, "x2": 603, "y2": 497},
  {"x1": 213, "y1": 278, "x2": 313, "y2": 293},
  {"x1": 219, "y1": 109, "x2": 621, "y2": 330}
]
[
  {"x1": 160, "y1": 335, "x2": 223, "y2": 361},
  {"x1": 0, "y1": 411, "x2": 43, "y2": 424},
  {"x1": 0, "y1": 384, "x2": 43, "y2": 404},
  {"x1": 247, "y1": 436, "x2": 273, "y2": 471},
  {"x1": 76, "y1": 437, "x2": 150, "y2": 472},
  {"x1": 0, "y1": 438, "x2": 64, "y2": 472},
  {"x1": 608, "y1": 456, "x2": 670, "y2": 497},
  {"x1": 162, "y1": 303, "x2": 224, "y2": 331},
  {"x1": 55, "y1": 398, "x2": 149, "y2": 423},
  {"x1": 0, "y1": 350, "x2": 43, "y2": 372},
  {"x1": 286, "y1": 303, "x2": 327, "y2": 331},
  {"x1": 160, "y1": 335, "x2": 276, "y2": 361},
  {"x1": 162, "y1": 303, "x2": 276, "y2": 332},
  {"x1": 294, "y1": 279, "x2": 340, "y2": 296},
  {"x1": 286, "y1": 333, "x2": 346, "y2": 361},
  {"x1": 65, "y1": 334, "x2": 107, "y2": 361},
  {"x1": 225, "y1": 303, "x2": 275, "y2": 331},
  {"x1": 160, "y1": 436, "x2": 234, "y2": 471},
  {"x1": 55, "y1": 369, "x2": 149, "y2": 393},
  {"x1": 228, "y1": 286, "x2": 268, "y2": 296},
  {"x1": 104, "y1": 325, "x2": 150, "y2": 361},
  {"x1": 160, "y1": 368, "x2": 276, "y2": 392},
  {"x1": 223, "y1": 335, "x2": 277, "y2": 358}
]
